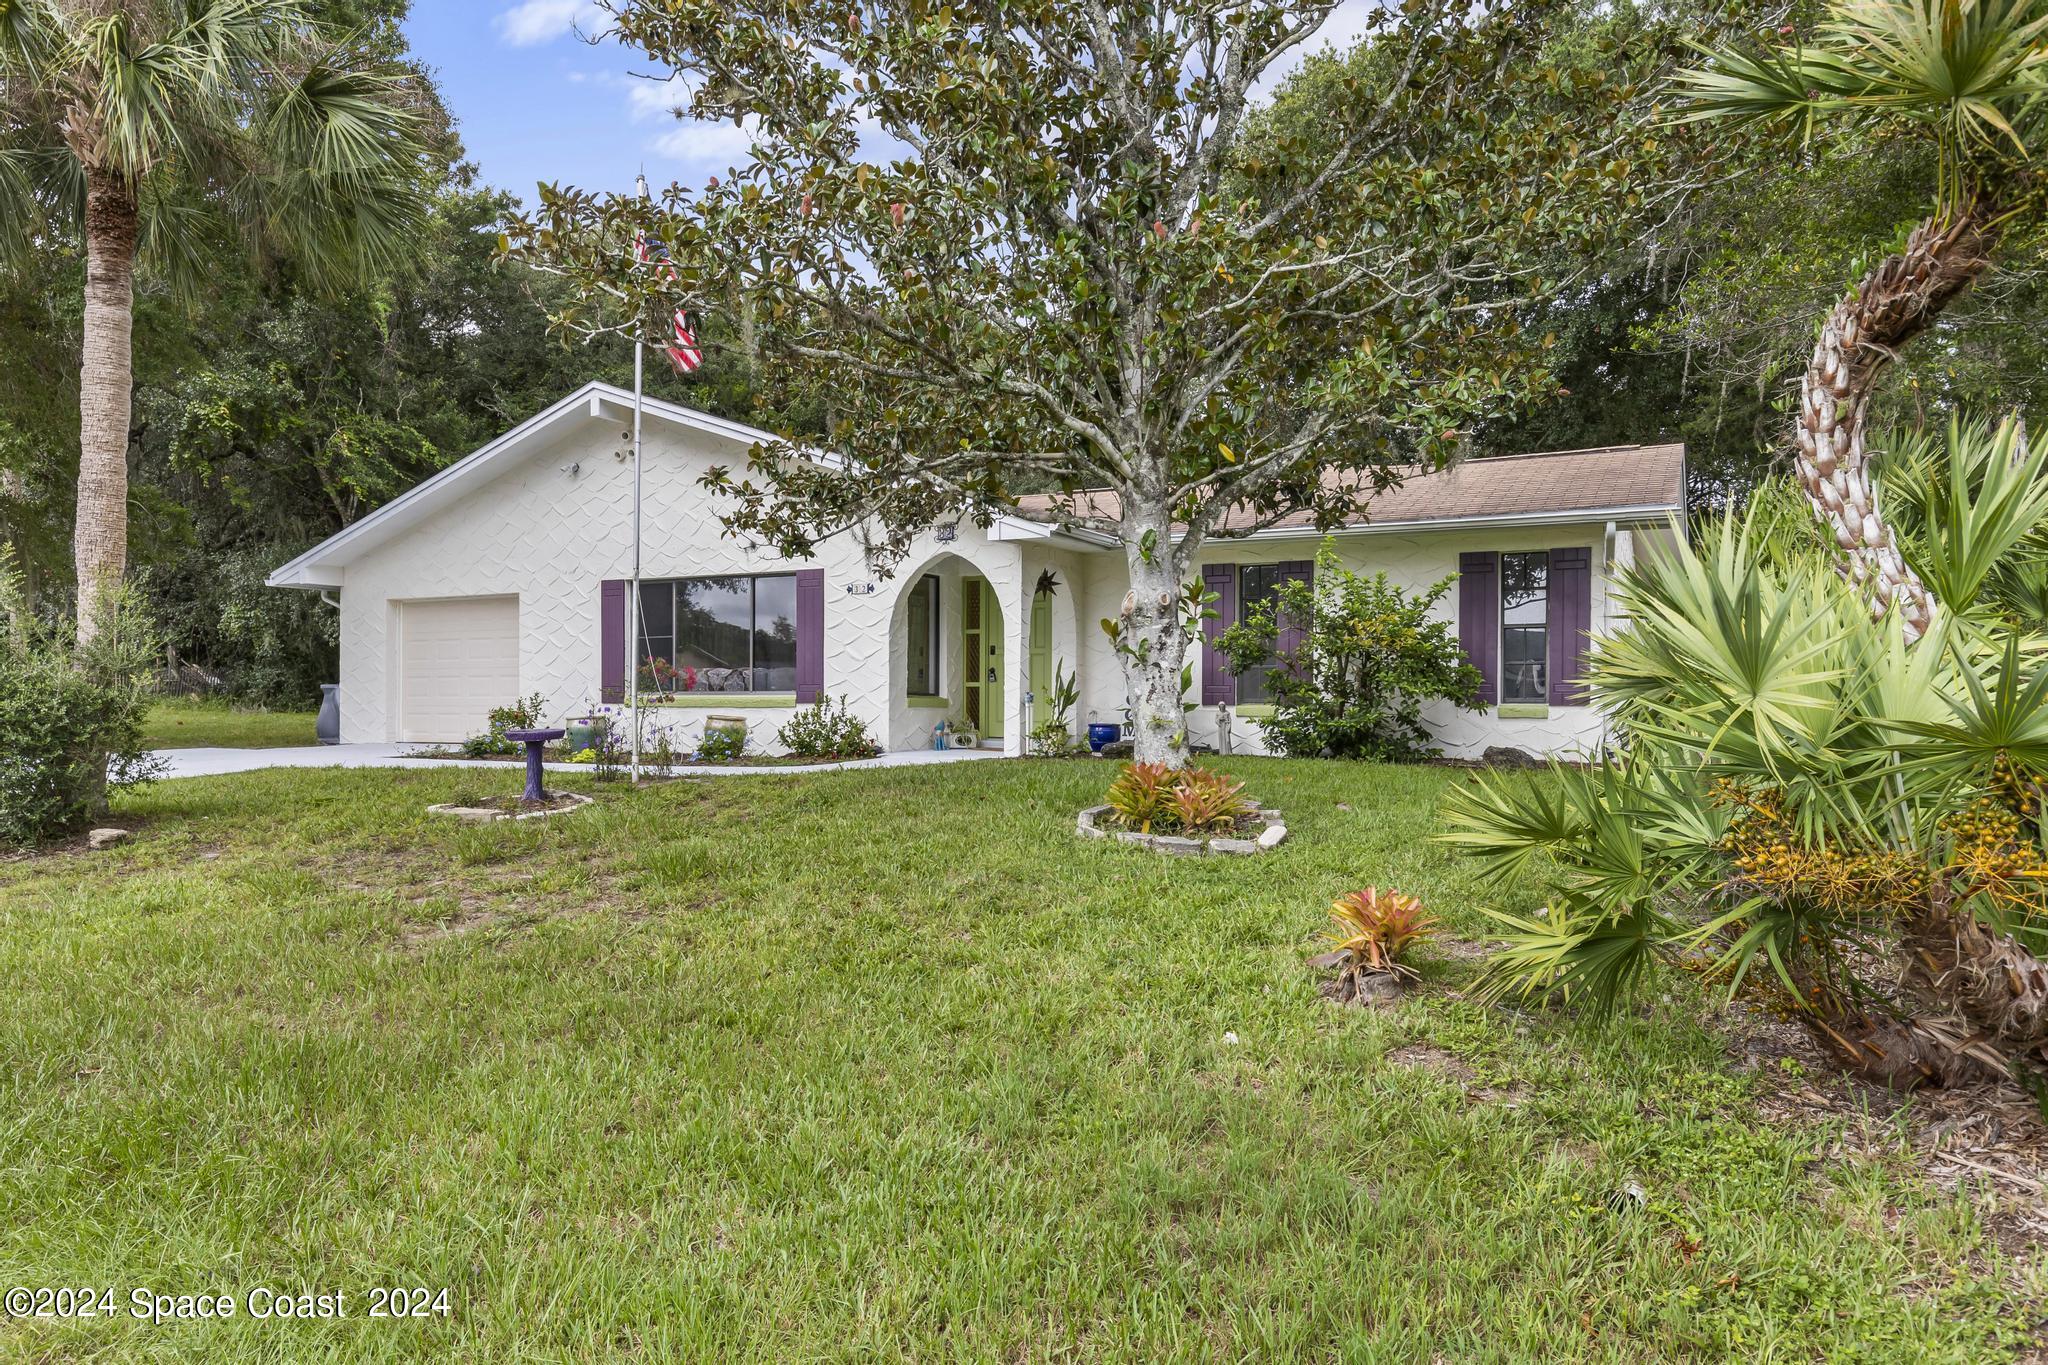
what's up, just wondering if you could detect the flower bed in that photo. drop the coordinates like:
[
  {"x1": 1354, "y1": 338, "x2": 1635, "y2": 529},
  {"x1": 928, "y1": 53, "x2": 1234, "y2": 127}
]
[
  {"x1": 1075, "y1": 803, "x2": 1286, "y2": 856},
  {"x1": 426, "y1": 792, "x2": 592, "y2": 824}
]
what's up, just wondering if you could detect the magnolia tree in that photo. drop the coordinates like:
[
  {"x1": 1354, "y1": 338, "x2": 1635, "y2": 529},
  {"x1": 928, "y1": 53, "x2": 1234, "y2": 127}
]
[{"x1": 507, "y1": 0, "x2": 1687, "y2": 764}]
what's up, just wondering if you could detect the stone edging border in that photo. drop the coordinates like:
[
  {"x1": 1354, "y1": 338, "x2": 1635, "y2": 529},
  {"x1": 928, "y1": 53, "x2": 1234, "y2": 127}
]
[
  {"x1": 1075, "y1": 804, "x2": 1287, "y2": 856},
  {"x1": 426, "y1": 792, "x2": 595, "y2": 824}
]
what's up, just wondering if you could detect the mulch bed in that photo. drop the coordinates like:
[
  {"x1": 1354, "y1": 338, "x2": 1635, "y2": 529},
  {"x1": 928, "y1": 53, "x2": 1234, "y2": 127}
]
[
  {"x1": 2, "y1": 817, "x2": 158, "y2": 863},
  {"x1": 1102, "y1": 810, "x2": 1268, "y2": 838},
  {"x1": 1717, "y1": 996, "x2": 2047, "y2": 1232},
  {"x1": 1398, "y1": 933, "x2": 2047, "y2": 1269}
]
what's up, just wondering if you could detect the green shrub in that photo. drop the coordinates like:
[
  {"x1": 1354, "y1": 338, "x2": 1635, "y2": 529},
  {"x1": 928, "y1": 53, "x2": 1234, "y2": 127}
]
[
  {"x1": 0, "y1": 576, "x2": 164, "y2": 846},
  {"x1": 1028, "y1": 720, "x2": 1087, "y2": 757},
  {"x1": 697, "y1": 724, "x2": 746, "y2": 763},
  {"x1": 462, "y1": 692, "x2": 548, "y2": 757},
  {"x1": 776, "y1": 695, "x2": 881, "y2": 759},
  {"x1": 1215, "y1": 538, "x2": 1481, "y2": 760},
  {"x1": 1029, "y1": 661, "x2": 1084, "y2": 756}
]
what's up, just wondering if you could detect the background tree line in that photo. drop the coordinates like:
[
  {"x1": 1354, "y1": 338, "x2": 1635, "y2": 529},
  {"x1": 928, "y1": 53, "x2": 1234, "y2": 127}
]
[{"x1": 7, "y1": 0, "x2": 2041, "y2": 709}]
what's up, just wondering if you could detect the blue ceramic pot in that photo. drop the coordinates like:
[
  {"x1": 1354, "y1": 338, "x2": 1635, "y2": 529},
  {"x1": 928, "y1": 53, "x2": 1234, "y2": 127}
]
[{"x1": 1086, "y1": 722, "x2": 1121, "y2": 753}]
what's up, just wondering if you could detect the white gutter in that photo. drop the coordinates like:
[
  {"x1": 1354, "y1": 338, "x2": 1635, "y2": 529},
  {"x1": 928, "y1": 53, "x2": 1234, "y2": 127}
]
[
  {"x1": 989, "y1": 515, "x2": 1120, "y2": 548},
  {"x1": 1229, "y1": 504, "x2": 1680, "y2": 540}
]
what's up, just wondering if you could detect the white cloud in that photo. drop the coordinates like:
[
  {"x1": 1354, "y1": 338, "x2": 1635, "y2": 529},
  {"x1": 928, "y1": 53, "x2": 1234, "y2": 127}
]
[
  {"x1": 1252, "y1": 0, "x2": 1387, "y2": 99},
  {"x1": 624, "y1": 73, "x2": 690, "y2": 121},
  {"x1": 650, "y1": 120, "x2": 756, "y2": 165},
  {"x1": 495, "y1": 0, "x2": 597, "y2": 47}
]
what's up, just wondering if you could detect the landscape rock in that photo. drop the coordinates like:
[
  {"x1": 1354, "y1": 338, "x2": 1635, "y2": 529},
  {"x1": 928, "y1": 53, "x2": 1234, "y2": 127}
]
[
  {"x1": 86, "y1": 828, "x2": 130, "y2": 850},
  {"x1": 1152, "y1": 835, "x2": 1206, "y2": 856},
  {"x1": 1255, "y1": 824, "x2": 1287, "y2": 849},
  {"x1": 1481, "y1": 745, "x2": 1543, "y2": 770},
  {"x1": 1209, "y1": 837, "x2": 1259, "y2": 855}
]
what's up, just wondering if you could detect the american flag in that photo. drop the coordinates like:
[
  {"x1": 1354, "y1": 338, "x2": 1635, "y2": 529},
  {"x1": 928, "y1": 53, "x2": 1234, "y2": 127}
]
[{"x1": 635, "y1": 234, "x2": 703, "y2": 374}]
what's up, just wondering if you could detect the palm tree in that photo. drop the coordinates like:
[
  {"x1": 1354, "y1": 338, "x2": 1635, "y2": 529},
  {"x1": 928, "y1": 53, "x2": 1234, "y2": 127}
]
[
  {"x1": 0, "y1": 0, "x2": 427, "y2": 641},
  {"x1": 1675, "y1": 0, "x2": 2048, "y2": 642}
]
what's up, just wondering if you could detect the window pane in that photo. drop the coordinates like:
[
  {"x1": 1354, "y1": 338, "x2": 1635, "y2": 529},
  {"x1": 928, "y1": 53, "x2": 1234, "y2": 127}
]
[
  {"x1": 1502, "y1": 553, "x2": 1548, "y2": 626},
  {"x1": 906, "y1": 575, "x2": 938, "y2": 696},
  {"x1": 1503, "y1": 627, "x2": 1547, "y2": 703},
  {"x1": 1500, "y1": 553, "x2": 1548, "y2": 703},
  {"x1": 677, "y1": 577, "x2": 755, "y2": 691},
  {"x1": 636, "y1": 582, "x2": 676, "y2": 690},
  {"x1": 752, "y1": 575, "x2": 797, "y2": 691},
  {"x1": 1236, "y1": 564, "x2": 1298, "y2": 706}
]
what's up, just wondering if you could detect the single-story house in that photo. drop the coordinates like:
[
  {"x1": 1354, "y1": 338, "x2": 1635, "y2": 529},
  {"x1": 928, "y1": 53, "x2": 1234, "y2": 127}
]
[{"x1": 269, "y1": 381, "x2": 1685, "y2": 759}]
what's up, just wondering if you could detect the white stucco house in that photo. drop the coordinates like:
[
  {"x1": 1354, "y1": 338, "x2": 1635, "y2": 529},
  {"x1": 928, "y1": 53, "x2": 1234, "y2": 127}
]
[{"x1": 268, "y1": 381, "x2": 1685, "y2": 759}]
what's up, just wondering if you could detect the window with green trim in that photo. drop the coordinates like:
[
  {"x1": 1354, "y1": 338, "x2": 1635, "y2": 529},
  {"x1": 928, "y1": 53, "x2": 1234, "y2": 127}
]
[
  {"x1": 906, "y1": 574, "x2": 940, "y2": 697},
  {"x1": 637, "y1": 576, "x2": 797, "y2": 694},
  {"x1": 1500, "y1": 552, "x2": 1548, "y2": 705}
]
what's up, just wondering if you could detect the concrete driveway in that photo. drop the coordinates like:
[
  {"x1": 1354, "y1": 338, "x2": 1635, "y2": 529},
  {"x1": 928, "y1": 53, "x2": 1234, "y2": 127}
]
[{"x1": 151, "y1": 743, "x2": 1002, "y2": 780}]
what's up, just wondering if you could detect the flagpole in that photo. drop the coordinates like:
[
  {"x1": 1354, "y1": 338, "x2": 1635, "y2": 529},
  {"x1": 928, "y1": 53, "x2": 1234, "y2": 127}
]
[{"x1": 629, "y1": 174, "x2": 649, "y2": 784}]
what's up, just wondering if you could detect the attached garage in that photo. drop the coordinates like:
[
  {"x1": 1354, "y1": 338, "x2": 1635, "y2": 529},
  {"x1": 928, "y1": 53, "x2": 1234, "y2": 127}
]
[{"x1": 397, "y1": 595, "x2": 520, "y2": 743}]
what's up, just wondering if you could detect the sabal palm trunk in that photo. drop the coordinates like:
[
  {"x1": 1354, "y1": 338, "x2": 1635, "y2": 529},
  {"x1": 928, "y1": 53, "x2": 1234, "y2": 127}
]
[
  {"x1": 74, "y1": 166, "x2": 139, "y2": 646},
  {"x1": 1796, "y1": 209, "x2": 1994, "y2": 643},
  {"x1": 1784, "y1": 206, "x2": 2048, "y2": 1087}
]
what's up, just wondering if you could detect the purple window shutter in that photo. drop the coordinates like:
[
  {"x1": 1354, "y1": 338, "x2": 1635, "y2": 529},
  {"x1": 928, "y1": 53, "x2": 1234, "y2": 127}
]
[
  {"x1": 600, "y1": 579, "x2": 627, "y2": 703},
  {"x1": 1201, "y1": 563, "x2": 1237, "y2": 705},
  {"x1": 1457, "y1": 552, "x2": 1499, "y2": 705},
  {"x1": 795, "y1": 569, "x2": 825, "y2": 703},
  {"x1": 1548, "y1": 547, "x2": 1594, "y2": 706},
  {"x1": 1275, "y1": 559, "x2": 1314, "y2": 677}
]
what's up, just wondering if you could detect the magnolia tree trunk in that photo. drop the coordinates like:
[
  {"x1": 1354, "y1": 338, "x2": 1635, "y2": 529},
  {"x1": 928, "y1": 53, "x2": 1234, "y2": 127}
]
[
  {"x1": 1117, "y1": 508, "x2": 1193, "y2": 767},
  {"x1": 75, "y1": 168, "x2": 139, "y2": 646},
  {"x1": 1797, "y1": 210, "x2": 1993, "y2": 643}
]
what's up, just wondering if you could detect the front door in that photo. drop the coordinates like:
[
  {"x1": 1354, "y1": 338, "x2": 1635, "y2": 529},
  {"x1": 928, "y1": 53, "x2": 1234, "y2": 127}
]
[
  {"x1": 1029, "y1": 592, "x2": 1053, "y2": 728},
  {"x1": 961, "y1": 576, "x2": 1003, "y2": 741}
]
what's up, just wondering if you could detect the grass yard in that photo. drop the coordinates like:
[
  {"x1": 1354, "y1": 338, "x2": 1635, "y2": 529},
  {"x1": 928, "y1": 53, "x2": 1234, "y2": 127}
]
[
  {"x1": 0, "y1": 760, "x2": 2032, "y2": 1361},
  {"x1": 140, "y1": 697, "x2": 319, "y2": 749}
]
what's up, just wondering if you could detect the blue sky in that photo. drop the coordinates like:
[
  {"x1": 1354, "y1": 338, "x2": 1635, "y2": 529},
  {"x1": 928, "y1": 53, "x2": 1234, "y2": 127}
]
[
  {"x1": 406, "y1": 0, "x2": 1385, "y2": 206},
  {"x1": 404, "y1": 1, "x2": 748, "y2": 204}
]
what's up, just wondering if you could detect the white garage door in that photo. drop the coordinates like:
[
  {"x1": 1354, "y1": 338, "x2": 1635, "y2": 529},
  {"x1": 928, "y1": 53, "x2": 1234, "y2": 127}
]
[{"x1": 398, "y1": 596, "x2": 521, "y2": 743}]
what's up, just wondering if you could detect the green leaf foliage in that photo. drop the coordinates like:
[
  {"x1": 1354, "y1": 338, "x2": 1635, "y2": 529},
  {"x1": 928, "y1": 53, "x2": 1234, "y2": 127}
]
[{"x1": 1214, "y1": 538, "x2": 1481, "y2": 761}]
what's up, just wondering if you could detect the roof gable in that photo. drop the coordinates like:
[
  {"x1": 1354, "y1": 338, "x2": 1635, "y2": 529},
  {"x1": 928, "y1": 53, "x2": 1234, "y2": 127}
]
[{"x1": 268, "y1": 382, "x2": 781, "y2": 589}]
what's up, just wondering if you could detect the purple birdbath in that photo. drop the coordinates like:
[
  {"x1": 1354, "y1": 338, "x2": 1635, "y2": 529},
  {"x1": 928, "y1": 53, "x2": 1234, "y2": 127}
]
[{"x1": 503, "y1": 727, "x2": 566, "y2": 804}]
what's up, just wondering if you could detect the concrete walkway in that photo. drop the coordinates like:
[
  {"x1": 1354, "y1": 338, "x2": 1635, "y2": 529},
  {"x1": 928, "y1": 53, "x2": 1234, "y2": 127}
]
[{"x1": 152, "y1": 743, "x2": 1004, "y2": 780}]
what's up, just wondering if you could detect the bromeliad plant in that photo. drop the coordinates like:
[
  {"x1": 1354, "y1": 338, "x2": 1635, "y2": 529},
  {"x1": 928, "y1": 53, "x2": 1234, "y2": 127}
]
[
  {"x1": 1104, "y1": 761, "x2": 1254, "y2": 836},
  {"x1": 1311, "y1": 887, "x2": 1440, "y2": 1002},
  {"x1": 1441, "y1": 417, "x2": 2048, "y2": 1089}
]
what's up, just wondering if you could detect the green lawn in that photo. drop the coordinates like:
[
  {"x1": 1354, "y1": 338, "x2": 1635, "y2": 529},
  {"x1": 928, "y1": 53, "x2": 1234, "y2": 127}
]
[
  {"x1": 0, "y1": 760, "x2": 2030, "y2": 1361},
  {"x1": 140, "y1": 697, "x2": 319, "y2": 749}
]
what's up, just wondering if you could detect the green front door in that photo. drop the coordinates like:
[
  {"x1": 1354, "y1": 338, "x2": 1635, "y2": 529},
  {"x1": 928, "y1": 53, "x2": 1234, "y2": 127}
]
[
  {"x1": 1029, "y1": 592, "x2": 1053, "y2": 728},
  {"x1": 961, "y1": 577, "x2": 1003, "y2": 741}
]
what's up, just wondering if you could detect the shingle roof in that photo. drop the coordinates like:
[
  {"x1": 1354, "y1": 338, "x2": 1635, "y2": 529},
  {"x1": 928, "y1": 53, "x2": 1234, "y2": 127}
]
[{"x1": 1015, "y1": 442, "x2": 1686, "y2": 533}]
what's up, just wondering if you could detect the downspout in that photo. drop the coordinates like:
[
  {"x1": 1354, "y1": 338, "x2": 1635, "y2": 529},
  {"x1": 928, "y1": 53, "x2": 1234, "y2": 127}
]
[{"x1": 1600, "y1": 520, "x2": 1617, "y2": 756}]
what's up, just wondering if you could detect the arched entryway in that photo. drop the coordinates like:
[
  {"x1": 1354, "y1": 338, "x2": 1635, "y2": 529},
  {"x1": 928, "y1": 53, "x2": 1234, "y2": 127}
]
[{"x1": 884, "y1": 547, "x2": 1026, "y2": 754}]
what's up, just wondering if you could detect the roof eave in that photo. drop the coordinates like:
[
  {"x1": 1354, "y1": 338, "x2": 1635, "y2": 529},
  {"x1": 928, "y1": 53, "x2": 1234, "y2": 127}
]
[{"x1": 1224, "y1": 503, "x2": 1683, "y2": 541}]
